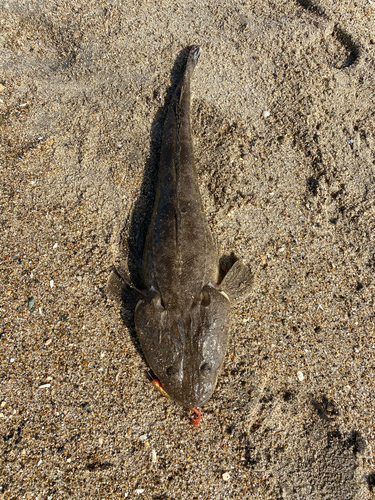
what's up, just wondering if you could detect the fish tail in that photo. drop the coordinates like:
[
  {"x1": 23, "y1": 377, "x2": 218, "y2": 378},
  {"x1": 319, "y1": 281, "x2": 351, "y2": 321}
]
[{"x1": 187, "y1": 45, "x2": 201, "y2": 70}]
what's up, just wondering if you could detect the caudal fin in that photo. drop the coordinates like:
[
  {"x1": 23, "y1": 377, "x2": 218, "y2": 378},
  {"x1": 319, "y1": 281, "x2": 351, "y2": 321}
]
[{"x1": 187, "y1": 45, "x2": 201, "y2": 70}]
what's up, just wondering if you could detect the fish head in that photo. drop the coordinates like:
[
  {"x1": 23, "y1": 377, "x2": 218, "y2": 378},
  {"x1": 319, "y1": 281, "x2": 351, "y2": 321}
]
[{"x1": 135, "y1": 285, "x2": 231, "y2": 408}]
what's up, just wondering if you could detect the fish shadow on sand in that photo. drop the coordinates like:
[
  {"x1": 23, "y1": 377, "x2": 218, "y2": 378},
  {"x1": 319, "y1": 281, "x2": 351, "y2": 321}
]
[
  {"x1": 126, "y1": 46, "x2": 194, "y2": 291},
  {"x1": 106, "y1": 46, "x2": 199, "y2": 358}
]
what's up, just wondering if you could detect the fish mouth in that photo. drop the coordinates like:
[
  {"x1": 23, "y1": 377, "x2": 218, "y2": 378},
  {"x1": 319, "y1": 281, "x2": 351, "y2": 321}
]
[{"x1": 165, "y1": 380, "x2": 217, "y2": 409}]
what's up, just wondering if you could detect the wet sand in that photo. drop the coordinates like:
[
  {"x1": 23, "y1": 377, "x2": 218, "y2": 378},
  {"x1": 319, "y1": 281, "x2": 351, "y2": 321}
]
[{"x1": 1, "y1": 0, "x2": 375, "y2": 498}]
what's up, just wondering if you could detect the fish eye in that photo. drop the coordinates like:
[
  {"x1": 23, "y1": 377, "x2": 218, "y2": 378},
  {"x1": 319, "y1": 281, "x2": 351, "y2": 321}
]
[
  {"x1": 166, "y1": 366, "x2": 177, "y2": 378},
  {"x1": 201, "y1": 289, "x2": 211, "y2": 307},
  {"x1": 200, "y1": 362, "x2": 211, "y2": 374}
]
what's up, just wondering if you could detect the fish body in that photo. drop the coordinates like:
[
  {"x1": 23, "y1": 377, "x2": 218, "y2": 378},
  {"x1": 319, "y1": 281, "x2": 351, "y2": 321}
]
[{"x1": 134, "y1": 46, "x2": 252, "y2": 409}]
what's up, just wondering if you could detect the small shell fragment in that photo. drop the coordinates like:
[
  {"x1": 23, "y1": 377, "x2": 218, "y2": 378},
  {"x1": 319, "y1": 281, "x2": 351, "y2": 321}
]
[
  {"x1": 222, "y1": 472, "x2": 230, "y2": 481},
  {"x1": 297, "y1": 371, "x2": 304, "y2": 381}
]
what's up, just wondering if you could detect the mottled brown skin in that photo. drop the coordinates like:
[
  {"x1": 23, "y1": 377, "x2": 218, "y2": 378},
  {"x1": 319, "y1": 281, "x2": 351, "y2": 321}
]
[{"x1": 134, "y1": 46, "x2": 253, "y2": 409}]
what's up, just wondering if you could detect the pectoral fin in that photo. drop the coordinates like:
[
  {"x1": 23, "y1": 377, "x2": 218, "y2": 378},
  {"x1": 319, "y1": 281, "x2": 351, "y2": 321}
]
[
  {"x1": 106, "y1": 267, "x2": 145, "y2": 299},
  {"x1": 219, "y1": 260, "x2": 254, "y2": 302}
]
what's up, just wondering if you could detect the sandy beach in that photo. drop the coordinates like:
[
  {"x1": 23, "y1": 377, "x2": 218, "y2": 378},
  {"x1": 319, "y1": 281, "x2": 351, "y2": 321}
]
[{"x1": 1, "y1": 0, "x2": 375, "y2": 498}]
